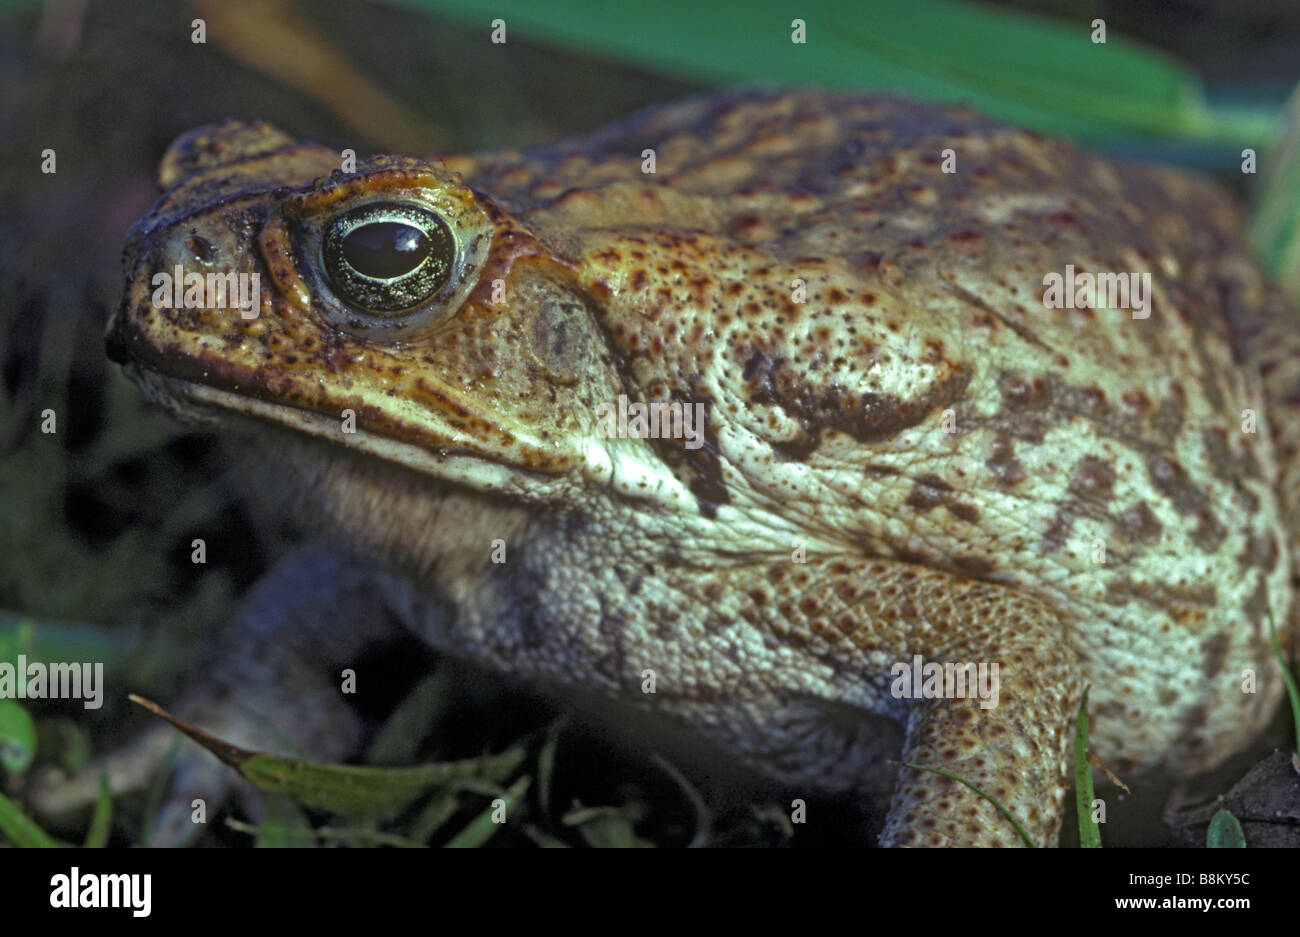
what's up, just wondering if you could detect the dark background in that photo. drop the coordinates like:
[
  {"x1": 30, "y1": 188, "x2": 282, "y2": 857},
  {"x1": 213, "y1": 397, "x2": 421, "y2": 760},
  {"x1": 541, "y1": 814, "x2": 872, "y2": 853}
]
[{"x1": 1, "y1": 0, "x2": 1298, "y2": 847}]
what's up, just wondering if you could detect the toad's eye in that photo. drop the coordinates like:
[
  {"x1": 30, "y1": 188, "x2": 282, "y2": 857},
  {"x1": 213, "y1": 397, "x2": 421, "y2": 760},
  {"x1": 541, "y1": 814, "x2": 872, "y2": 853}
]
[{"x1": 321, "y1": 202, "x2": 455, "y2": 313}]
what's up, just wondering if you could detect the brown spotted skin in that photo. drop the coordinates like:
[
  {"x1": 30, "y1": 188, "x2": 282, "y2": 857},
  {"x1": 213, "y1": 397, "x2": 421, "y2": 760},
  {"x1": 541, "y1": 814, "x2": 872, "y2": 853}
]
[{"x1": 108, "y1": 90, "x2": 1299, "y2": 846}]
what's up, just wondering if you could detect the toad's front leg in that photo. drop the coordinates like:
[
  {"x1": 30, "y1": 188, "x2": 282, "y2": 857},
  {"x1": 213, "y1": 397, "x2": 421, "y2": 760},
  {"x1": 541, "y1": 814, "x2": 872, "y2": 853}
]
[
  {"x1": 874, "y1": 573, "x2": 1082, "y2": 846},
  {"x1": 640, "y1": 557, "x2": 1082, "y2": 847}
]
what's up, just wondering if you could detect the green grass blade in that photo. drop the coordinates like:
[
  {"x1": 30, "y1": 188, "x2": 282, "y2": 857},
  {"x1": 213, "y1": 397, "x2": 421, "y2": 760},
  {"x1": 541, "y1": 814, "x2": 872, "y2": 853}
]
[
  {"x1": 563, "y1": 804, "x2": 655, "y2": 848},
  {"x1": 1267, "y1": 616, "x2": 1300, "y2": 758},
  {"x1": 403, "y1": 0, "x2": 1276, "y2": 146},
  {"x1": 651, "y1": 752, "x2": 711, "y2": 848},
  {"x1": 1074, "y1": 685, "x2": 1101, "y2": 848},
  {"x1": 1250, "y1": 84, "x2": 1300, "y2": 287},
  {"x1": 82, "y1": 772, "x2": 113, "y2": 849},
  {"x1": 139, "y1": 738, "x2": 182, "y2": 847},
  {"x1": 238, "y1": 750, "x2": 526, "y2": 820},
  {"x1": 408, "y1": 790, "x2": 461, "y2": 844},
  {"x1": 536, "y1": 718, "x2": 562, "y2": 823},
  {"x1": 130, "y1": 694, "x2": 525, "y2": 820},
  {"x1": 444, "y1": 775, "x2": 531, "y2": 848},
  {"x1": 364, "y1": 669, "x2": 454, "y2": 766},
  {"x1": 0, "y1": 788, "x2": 63, "y2": 847}
]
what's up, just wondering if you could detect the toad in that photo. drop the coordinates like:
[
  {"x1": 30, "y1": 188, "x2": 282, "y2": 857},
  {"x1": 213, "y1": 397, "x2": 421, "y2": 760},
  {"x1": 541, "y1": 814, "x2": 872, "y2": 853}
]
[{"x1": 101, "y1": 90, "x2": 1298, "y2": 845}]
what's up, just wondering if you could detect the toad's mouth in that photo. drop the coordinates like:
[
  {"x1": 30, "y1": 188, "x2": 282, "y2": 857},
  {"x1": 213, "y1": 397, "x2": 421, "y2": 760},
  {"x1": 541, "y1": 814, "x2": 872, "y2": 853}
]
[{"x1": 117, "y1": 360, "x2": 565, "y2": 501}]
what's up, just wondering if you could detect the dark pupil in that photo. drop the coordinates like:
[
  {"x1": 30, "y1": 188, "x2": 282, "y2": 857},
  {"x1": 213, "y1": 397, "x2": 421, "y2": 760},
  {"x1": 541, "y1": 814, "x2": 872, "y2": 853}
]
[
  {"x1": 341, "y1": 222, "x2": 430, "y2": 279},
  {"x1": 322, "y1": 203, "x2": 455, "y2": 314}
]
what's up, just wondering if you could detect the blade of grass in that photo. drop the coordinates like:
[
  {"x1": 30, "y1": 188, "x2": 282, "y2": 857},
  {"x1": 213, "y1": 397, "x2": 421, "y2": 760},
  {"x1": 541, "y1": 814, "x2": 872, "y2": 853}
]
[
  {"x1": 563, "y1": 804, "x2": 655, "y2": 848},
  {"x1": 408, "y1": 790, "x2": 461, "y2": 844},
  {"x1": 650, "y1": 752, "x2": 711, "y2": 848},
  {"x1": 403, "y1": 0, "x2": 1276, "y2": 146},
  {"x1": 82, "y1": 772, "x2": 113, "y2": 849},
  {"x1": 1248, "y1": 82, "x2": 1300, "y2": 285},
  {"x1": 364, "y1": 668, "x2": 455, "y2": 766},
  {"x1": 444, "y1": 775, "x2": 531, "y2": 848},
  {"x1": 0, "y1": 788, "x2": 63, "y2": 847},
  {"x1": 1268, "y1": 616, "x2": 1300, "y2": 758},
  {"x1": 139, "y1": 737, "x2": 182, "y2": 848},
  {"x1": 536, "y1": 717, "x2": 562, "y2": 824},
  {"x1": 130, "y1": 695, "x2": 525, "y2": 820},
  {"x1": 1074, "y1": 685, "x2": 1101, "y2": 848}
]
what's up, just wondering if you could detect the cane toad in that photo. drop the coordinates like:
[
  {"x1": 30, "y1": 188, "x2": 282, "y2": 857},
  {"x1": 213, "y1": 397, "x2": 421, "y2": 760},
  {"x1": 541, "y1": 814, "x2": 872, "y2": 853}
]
[{"x1": 105, "y1": 90, "x2": 1300, "y2": 846}]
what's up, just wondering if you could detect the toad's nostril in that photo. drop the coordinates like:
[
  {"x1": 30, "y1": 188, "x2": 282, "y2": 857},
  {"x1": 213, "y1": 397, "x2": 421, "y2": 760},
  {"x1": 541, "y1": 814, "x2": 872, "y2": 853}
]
[{"x1": 185, "y1": 235, "x2": 215, "y2": 264}]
